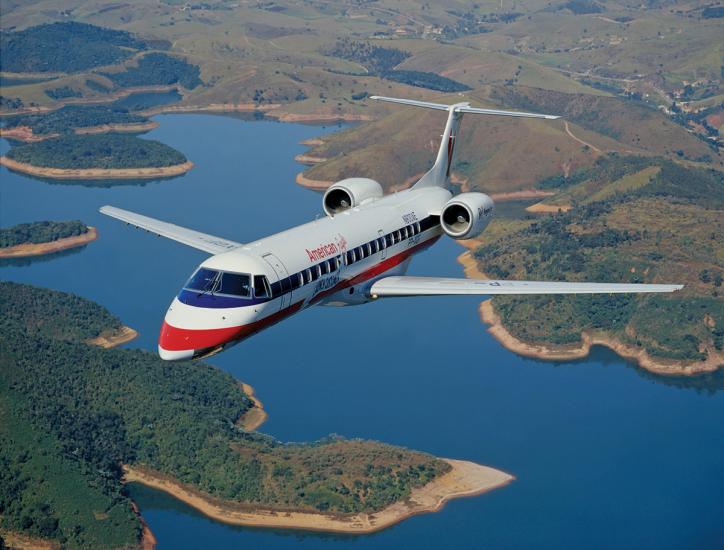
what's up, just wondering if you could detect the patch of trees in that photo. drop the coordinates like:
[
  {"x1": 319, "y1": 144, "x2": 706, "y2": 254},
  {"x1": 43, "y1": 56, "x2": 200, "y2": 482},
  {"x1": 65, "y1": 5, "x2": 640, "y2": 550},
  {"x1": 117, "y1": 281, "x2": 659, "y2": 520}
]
[
  {"x1": 0, "y1": 96, "x2": 24, "y2": 109},
  {"x1": 0, "y1": 220, "x2": 89, "y2": 248},
  {"x1": 701, "y1": 6, "x2": 724, "y2": 18},
  {"x1": 44, "y1": 86, "x2": 82, "y2": 100},
  {"x1": 102, "y1": 53, "x2": 202, "y2": 90},
  {"x1": 559, "y1": 0, "x2": 603, "y2": 15},
  {"x1": 326, "y1": 39, "x2": 470, "y2": 92},
  {"x1": 384, "y1": 70, "x2": 471, "y2": 92},
  {"x1": 6, "y1": 134, "x2": 187, "y2": 169},
  {"x1": 4, "y1": 105, "x2": 147, "y2": 135},
  {"x1": 0, "y1": 22, "x2": 148, "y2": 73}
]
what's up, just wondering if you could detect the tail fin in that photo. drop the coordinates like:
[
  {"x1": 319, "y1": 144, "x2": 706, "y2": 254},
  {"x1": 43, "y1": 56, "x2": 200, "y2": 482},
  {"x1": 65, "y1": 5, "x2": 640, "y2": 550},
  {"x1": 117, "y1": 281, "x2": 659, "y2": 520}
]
[{"x1": 370, "y1": 96, "x2": 559, "y2": 189}]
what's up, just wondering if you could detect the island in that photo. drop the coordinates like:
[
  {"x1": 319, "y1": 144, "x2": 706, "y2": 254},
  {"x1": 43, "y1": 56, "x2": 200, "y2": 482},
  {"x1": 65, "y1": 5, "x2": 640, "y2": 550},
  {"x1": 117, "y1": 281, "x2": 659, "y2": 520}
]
[
  {"x1": 0, "y1": 220, "x2": 98, "y2": 259},
  {"x1": 0, "y1": 105, "x2": 158, "y2": 142},
  {"x1": 460, "y1": 155, "x2": 723, "y2": 376},
  {"x1": 0, "y1": 282, "x2": 511, "y2": 548},
  {"x1": 1, "y1": 134, "x2": 193, "y2": 180}
]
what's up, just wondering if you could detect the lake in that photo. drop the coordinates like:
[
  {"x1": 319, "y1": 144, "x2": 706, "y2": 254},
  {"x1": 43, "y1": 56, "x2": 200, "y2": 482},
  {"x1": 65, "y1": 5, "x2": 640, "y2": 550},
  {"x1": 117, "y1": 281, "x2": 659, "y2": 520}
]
[{"x1": 1, "y1": 114, "x2": 722, "y2": 549}]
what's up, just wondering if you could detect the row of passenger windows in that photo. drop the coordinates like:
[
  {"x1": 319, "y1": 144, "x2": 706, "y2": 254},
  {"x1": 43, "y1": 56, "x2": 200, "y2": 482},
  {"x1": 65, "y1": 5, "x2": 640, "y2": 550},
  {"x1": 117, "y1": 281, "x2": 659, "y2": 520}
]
[
  {"x1": 268, "y1": 215, "x2": 438, "y2": 298},
  {"x1": 185, "y1": 216, "x2": 440, "y2": 301}
]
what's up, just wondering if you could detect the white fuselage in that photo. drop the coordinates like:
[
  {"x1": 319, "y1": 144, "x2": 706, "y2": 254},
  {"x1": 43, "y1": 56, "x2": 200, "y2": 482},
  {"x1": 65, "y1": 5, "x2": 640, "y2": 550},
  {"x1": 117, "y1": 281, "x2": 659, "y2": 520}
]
[{"x1": 158, "y1": 186, "x2": 452, "y2": 359}]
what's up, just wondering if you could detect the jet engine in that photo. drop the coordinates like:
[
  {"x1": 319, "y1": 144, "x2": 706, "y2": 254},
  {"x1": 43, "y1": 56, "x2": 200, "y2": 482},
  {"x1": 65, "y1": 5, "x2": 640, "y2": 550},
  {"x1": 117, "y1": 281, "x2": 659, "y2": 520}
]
[
  {"x1": 323, "y1": 177, "x2": 384, "y2": 216},
  {"x1": 440, "y1": 192, "x2": 494, "y2": 240}
]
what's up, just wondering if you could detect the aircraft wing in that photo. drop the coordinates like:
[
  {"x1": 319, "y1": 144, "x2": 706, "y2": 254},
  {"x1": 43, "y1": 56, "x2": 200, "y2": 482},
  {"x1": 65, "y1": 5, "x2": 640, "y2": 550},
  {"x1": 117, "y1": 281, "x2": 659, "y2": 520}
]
[
  {"x1": 99, "y1": 205, "x2": 242, "y2": 255},
  {"x1": 370, "y1": 277, "x2": 683, "y2": 296}
]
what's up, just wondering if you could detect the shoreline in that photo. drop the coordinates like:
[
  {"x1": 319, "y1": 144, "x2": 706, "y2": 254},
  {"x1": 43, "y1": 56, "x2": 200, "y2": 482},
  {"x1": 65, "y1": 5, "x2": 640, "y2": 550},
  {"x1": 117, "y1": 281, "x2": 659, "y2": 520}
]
[
  {"x1": 130, "y1": 501, "x2": 157, "y2": 550},
  {"x1": 0, "y1": 226, "x2": 98, "y2": 258},
  {"x1": 123, "y1": 459, "x2": 512, "y2": 534},
  {"x1": 456, "y1": 250, "x2": 723, "y2": 376},
  {"x1": 87, "y1": 325, "x2": 139, "y2": 349},
  {"x1": 237, "y1": 382, "x2": 268, "y2": 431},
  {"x1": 0, "y1": 157, "x2": 194, "y2": 180}
]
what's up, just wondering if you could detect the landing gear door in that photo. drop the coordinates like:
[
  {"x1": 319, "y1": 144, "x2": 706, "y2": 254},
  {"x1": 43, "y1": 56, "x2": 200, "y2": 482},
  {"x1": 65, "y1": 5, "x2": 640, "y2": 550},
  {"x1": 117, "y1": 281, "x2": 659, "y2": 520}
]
[
  {"x1": 262, "y1": 253, "x2": 291, "y2": 310},
  {"x1": 379, "y1": 230, "x2": 387, "y2": 260}
]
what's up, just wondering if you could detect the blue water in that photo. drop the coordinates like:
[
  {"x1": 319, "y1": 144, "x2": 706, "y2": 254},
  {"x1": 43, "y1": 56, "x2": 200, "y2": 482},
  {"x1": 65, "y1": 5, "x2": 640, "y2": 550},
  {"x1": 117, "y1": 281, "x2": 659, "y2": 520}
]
[{"x1": 1, "y1": 115, "x2": 723, "y2": 549}]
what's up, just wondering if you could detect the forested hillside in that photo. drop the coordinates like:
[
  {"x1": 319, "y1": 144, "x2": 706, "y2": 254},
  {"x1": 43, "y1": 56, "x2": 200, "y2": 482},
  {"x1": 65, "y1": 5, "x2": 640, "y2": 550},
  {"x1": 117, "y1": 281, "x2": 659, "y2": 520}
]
[
  {"x1": 0, "y1": 282, "x2": 450, "y2": 548},
  {"x1": 0, "y1": 22, "x2": 151, "y2": 73},
  {"x1": 473, "y1": 156, "x2": 724, "y2": 363}
]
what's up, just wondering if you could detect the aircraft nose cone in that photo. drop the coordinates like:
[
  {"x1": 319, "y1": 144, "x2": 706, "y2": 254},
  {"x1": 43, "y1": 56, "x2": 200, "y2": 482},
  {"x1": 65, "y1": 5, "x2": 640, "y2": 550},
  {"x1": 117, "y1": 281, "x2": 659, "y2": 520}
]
[
  {"x1": 158, "y1": 319, "x2": 241, "y2": 361},
  {"x1": 158, "y1": 320, "x2": 196, "y2": 361}
]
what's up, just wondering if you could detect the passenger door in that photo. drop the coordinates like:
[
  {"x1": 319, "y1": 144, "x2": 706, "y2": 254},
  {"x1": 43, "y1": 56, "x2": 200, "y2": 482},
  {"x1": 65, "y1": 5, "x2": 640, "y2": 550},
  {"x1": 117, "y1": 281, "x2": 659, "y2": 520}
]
[{"x1": 262, "y1": 253, "x2": 291, "y2": 310}]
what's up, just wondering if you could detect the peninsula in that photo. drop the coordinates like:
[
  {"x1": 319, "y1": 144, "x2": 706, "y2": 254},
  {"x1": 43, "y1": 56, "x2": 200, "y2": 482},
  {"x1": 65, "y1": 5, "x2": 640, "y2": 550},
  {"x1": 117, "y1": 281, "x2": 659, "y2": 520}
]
[
  {"x1": 457, "y1": 155, "x2": 723, "y2": 376},
  {"x1": 0, "y1": 220, "x2": 97, "y2": 258},
  {"x1": 123, "y1": 459, "x2": 512, "y2": 534},
  {"x1": 2, "y1": 134, "x2": 192, "y2": 180},
  {"x1": 0, "y1": 282, "x2": 511, "y2": 548}
]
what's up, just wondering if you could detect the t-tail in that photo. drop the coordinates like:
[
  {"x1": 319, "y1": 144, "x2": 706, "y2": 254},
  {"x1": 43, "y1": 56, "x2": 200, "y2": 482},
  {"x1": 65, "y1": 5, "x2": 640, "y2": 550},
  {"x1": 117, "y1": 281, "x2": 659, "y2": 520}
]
[{"x1": 370, "y1": 96, "x2": 559, "y2": 189}]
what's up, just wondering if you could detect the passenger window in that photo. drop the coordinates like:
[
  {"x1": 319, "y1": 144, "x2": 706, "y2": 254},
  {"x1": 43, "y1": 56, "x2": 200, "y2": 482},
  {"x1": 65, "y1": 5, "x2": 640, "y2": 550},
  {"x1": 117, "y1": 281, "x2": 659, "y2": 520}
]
[
  {"x1": 312, "y1": 265, "x2": 320, "y2": 280},
  {"x1": 385, "y1": 235, "x2": 393, "y2": 247},
  {"x1": 357, "y1": 246, "x2": 364, "y2": 259},
  {"x1": 370, "y1": 240, "x2": 378, "y2": 254},
  {"x1": 254, "y1": 275, "x2": 271, "y2": 298},
  {"x1": 415, "y1": 222, "x2": 421, "y2": 234},
  {"x1": 345, "y1": 250, "x2": 353, "y2": 264},
  {"x1": 320, "y1": 262, "x2": 328, "y2": 276},
  {"x1": 303, "y1": 269, "x2": 311, "y2": 284},
  {"x1": 366, "y1": 243, "x2": 372, "y2": 255}
]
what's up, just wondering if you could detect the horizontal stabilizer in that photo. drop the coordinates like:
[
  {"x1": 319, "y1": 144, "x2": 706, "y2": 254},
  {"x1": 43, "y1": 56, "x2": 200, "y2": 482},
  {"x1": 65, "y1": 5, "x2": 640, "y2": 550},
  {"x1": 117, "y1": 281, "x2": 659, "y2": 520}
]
[
  {"x1": 100, "y1": 205, "x2": 241, "y2": 255},
  {"x1": 370, "y1": 95, "x2": 559, "y2": 119},
  {"x1": 370, "y1": 276, "x2": 683, "y2": 297}
]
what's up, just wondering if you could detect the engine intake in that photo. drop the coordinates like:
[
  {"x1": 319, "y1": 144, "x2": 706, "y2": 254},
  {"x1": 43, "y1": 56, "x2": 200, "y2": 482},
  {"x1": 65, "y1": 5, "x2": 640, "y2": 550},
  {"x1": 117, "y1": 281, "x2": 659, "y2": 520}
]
[
  {"x1": 440, "y1": 192, "x2": 494, "y2": 240},
  {"x1": 323, "y1": 178, "x2": 383, "y2": 216}
]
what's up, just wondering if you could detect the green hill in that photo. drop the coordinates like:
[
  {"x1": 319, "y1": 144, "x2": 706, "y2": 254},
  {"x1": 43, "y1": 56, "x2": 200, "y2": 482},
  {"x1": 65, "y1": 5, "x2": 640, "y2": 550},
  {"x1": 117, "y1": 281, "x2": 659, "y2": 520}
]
[
  {"x1": 0, "y1": 282, "x2": 450, "y2": 548},
  {"x1": 0, "y1": 22, "x2": 150, "y2": 73},
  {"x1": 472, "y1": 156, "x2": 723, "y2": 364}
]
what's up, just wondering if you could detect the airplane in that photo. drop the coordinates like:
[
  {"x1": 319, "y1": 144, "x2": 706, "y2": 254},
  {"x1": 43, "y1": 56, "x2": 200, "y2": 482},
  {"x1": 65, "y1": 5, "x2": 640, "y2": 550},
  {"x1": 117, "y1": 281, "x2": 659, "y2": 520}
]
[{"x1": 101, "y1": 95, "x2": 683, "y2": 361}]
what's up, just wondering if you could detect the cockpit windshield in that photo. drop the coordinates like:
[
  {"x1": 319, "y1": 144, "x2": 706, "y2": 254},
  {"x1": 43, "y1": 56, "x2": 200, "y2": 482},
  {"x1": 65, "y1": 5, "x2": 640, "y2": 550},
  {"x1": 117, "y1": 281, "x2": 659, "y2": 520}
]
[{"x1": 184, "y1": 268, "x2": 251, "y2": 298}]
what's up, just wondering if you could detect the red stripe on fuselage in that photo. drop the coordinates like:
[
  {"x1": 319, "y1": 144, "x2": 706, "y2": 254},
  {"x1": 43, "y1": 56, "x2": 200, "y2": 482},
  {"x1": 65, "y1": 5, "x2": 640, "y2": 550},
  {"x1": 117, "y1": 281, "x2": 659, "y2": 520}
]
[{"x1": 159, "y1": 233, "x2": 441, "y2": 352}]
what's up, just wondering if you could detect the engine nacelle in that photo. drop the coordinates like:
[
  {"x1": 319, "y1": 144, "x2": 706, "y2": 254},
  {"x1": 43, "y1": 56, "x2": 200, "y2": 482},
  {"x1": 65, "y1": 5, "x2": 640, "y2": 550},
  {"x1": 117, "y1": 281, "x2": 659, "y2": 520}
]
[
  {"x1": 440, "y1": 192, "x2": 494, "y2": 240},
  {"x1": 323, "y1": 177, "x2": 383, "y2": 216}
]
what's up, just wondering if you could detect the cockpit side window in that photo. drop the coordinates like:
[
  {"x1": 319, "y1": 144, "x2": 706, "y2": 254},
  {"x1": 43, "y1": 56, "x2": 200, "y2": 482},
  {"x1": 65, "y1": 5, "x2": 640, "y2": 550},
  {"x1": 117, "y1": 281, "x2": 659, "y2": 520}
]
[
  {"x1": 185, "y1": 268, "x2": 253, "y2": 298},
  {"x1": 254, "y1": 275, "x2": 271, "y2": 298},
  {"x1": 220, "y1": 272, "x2": 251, "y2": 297}
]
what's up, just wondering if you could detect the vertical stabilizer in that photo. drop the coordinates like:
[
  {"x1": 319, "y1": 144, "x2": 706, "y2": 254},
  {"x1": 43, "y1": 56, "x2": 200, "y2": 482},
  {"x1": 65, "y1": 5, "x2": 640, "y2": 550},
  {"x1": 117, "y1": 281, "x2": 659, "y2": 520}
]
[
  {"x1": 369, "y1": 96, "x2": 560, "y2": 190},
  {"x1": 415, "y1": 103, "x2": 468, "y2": 189}
]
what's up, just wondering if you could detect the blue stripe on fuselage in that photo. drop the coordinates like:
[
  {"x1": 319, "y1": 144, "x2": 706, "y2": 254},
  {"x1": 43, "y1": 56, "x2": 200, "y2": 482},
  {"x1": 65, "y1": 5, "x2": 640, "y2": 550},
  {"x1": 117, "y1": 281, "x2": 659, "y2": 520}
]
[{"x1": 177, "y1": 289, "x2": 266, "y2": 309}]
